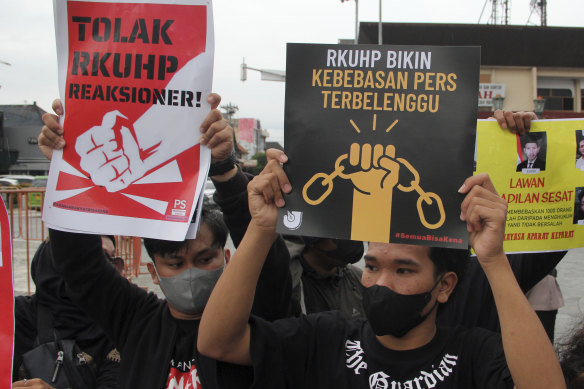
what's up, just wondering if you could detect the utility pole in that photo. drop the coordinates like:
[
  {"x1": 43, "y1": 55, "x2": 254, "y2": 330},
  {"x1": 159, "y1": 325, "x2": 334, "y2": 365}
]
[
  {"x1": 488, "y1": 0, "x2": 510, "y2": 25},
  {"x1": 240, "y1": 58, "x2": 285, "y2": 82},
  {"x1": 527, "y1": 0, "x2": 547, "y2": 26},
  {"x1": 340, "y1": 0, "x2": 359, "y2": 44},
  {"x1": 220, "y1": 103, "x2": 239, "y2": 124},
  {"x1": 378, "y1": 0, "x2": 382, "y2": 45}
]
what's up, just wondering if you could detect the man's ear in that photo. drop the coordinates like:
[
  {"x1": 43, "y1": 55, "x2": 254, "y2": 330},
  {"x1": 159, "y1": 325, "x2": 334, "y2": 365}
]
[
  {"x1": 146, "y1": 262, "x2": 160, "y2": 286},
  {"x1": 437, "y1": 271, "x2": 458, "y2": 304},
  {"x1": 224, "y1": 248, "x2": 231, "y2": 265}
]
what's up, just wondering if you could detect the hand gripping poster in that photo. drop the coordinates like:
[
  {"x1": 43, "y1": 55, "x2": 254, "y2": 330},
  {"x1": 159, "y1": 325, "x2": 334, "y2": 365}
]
[
  {"x1": 277, "y1": 44, "x2": 480, "y2": 248},
  {"x1": 476, "y1": 119, "x2": 584, "y2": 252},
  {"x1": 44, "y1": 0, "x2": 213, "y2": 240}
]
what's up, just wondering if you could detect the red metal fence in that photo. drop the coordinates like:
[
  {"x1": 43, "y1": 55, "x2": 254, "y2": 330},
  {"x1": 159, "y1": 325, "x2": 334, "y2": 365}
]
[{"x1": 1, "y1": 188, "x2": 144, "y2": 294}]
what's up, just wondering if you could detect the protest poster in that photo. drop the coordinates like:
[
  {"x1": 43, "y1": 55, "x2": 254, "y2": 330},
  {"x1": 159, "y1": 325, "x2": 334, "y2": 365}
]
[
  {"x1": 476, "y1": 119, "x2": 584, "y2": 252},
  {"x1": 0, "y1": 198, "x2": 14, "y2": 384},
  {"x1": 277, "y1": 43, "x2": 480, "y2": 248},
  {"x1": 44, "y1": 0, "x2": 214, "y2": 240}
]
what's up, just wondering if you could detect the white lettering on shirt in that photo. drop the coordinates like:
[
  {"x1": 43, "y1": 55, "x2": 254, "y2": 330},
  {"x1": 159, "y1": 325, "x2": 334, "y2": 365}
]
[
  {"x1": 345, "y1": 340, "x2": 368, "y2": 374},
  {"x1": 345, "y1": 339, "x2": 459, "y2": 389}
]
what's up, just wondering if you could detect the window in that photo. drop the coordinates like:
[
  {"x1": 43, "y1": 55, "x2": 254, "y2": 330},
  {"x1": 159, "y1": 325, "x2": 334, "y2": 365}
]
[{"x1": 537, "y1": 88, "x2": 574, "y2": 111}]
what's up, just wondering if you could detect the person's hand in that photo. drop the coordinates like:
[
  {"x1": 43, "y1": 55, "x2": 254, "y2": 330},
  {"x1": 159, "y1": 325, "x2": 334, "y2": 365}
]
[
  {"x1": 458, "y1": 173, "x2": 508, "y2": 263},
  {"x1": 199, "y1": 93, "x2": 234, "y2": 163},
  {"x1": 39, "y1": 99, "x2": 65, "y2": 160},
  {"x1": 492, "y1": 110, "x2": 537, "y2": 135},
  {"x1": 12, "y1": 378, "x2": 56, "y2": 388},
  {"x1": 247, "y1": 149, "x2": 291, "y2": 232}
]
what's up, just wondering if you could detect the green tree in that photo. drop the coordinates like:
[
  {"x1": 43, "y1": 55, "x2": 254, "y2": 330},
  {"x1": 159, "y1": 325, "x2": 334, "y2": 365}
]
[{"x1": 249, "y1": 152, "x2": 267, "y2": 175}]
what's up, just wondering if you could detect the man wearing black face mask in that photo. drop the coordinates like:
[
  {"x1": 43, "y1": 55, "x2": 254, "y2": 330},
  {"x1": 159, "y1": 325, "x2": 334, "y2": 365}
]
[{"x1": 198, "y1": 167, "x2": 566, "y2": 389}]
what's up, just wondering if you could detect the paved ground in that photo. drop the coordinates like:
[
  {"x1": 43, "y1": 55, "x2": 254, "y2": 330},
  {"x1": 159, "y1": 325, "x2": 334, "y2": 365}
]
[{"x1": 10, "y1": 235, "x2": 584, "y2": 347}]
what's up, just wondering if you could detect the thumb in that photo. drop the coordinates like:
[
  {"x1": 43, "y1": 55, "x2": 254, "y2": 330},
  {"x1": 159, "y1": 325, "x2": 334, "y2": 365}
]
[{"x1": 120, "y1": 127, "x2": 143, "y2": 163}]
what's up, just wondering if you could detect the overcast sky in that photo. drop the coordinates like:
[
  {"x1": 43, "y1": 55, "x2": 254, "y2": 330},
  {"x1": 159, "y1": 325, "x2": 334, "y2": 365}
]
[{"x1": 1, "y1": 0, "x2": 583, "y2": 145}]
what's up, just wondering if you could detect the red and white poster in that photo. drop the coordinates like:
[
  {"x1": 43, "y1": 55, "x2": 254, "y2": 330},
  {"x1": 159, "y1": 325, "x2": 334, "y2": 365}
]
[
  {"x1": 0, "y1": 198, "x2": 14, "y2": 385},
  {"x1": 44, "y1": 0, "x2": 214, "y2": 240}
]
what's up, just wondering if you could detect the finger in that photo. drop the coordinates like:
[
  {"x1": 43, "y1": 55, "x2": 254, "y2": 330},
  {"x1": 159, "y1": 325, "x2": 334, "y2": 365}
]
[
  {"x1": 377, "y1": 155, "x2": 400, "y2": 173},
  {"x1": 199, "y1": 109, "x2": 223, "y2": 134},
  {"x1": 511, "y1": 112, "x2": 527, "y2": 134},
  {"x1": 261, "y1": 159, "x2": 291, "y2": 193},
  {"x1": 520, "y1": 111, "x2": 537, "y2": 133},
  {"x1": 52, "y1": 98, "x2": 63, "y2": 116},
  {"x1": 266, "y1": 148, "x2": 288, "y2": 164},
  {"x1": 460, "y1": 183, "x2": 506, "y2": 222},
  {"x1": 464, "y1": 195, "x2": 507, "y2": 232},
  {"x1": 205, "y1": 123, "x2": 233, "y2": 149},
  {"x1": 41, "y1": 113, "x2": 63, "y2": 135},
  {"x1": 493, "y1": 109, "x2": 506, "y2": 129},
  {"x1": 359, "y1": 143, "x2": 372, "y2": 170},
  {"x1": 502, "y1": 110, "x2": 520, "y2": 133},
  {"x1": 207, "y1": 93, "x2": 221, "y2": 110},
  {"x1": 256, "y1": 174, "x2": 276, "y2": 205},
  {"x1": 268, "y1": 172, "x2": 285, "y2": 207},
  {"x1": 458, "y1": 173, "x2": 497, "y2": 195},
  {"x1": 39, "y1": 125, "x2": 65, "y2": 149},
  {"x1": 372, "y1": 144, "x2": 383, "y2": 168},
  {"x1": 349, "y1": 142, "x2": 360, "y2": 166}
]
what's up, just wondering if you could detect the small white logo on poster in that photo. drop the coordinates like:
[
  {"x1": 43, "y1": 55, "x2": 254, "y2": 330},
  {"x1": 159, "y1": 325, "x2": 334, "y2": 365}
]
[{"x1": 283, "y1": 211, "x2": 303, "y2": 230}]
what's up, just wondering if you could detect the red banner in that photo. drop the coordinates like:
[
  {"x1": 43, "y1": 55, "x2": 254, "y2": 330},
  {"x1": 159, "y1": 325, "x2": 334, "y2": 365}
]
[{"x1": 0, "y1": 198, "x2": 14, "y2": 385}]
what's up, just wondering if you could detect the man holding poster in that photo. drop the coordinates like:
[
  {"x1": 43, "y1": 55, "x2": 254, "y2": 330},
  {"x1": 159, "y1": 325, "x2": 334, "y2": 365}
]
[
  {"x1": 41, "y1": 103, "x2": 293, "y2": 388},
  {"x1": 45, "y1": 0, "x2": 215, "y2": 240},
  {"x1": 198, "y1": 167, "x2": 566, "y2": 389}
]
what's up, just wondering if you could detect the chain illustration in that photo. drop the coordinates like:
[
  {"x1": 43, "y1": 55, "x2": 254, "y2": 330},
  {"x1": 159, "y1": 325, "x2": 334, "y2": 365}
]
[
  {"x1": 302, "y1": 152, "x2": 445, "y2": 229},
  {"x1": 396, "y1": 158, "x2": 445, "y2": 229},
  {"x1": 302, "y1": 155, "x2": 348, "y2": 205}
]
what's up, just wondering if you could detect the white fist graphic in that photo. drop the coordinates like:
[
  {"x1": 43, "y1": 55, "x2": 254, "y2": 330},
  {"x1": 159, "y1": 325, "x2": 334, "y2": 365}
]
[{"x1": 75, "y1": 111, "x2": 150, "y2": 192}]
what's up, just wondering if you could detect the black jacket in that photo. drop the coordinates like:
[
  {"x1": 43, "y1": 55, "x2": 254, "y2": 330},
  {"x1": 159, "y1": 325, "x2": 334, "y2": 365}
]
[
  {"x1": 437, "y1": 251, "x2": 566, "y2": 332},
  {"x1": 13, "y1": 240, "x2": 119, "y2": 387}
]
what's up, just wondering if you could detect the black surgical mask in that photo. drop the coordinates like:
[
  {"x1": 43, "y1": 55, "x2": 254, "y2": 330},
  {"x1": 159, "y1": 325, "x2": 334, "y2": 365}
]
[{"x1": 362, "y1": 276, "x2": 443, "y2": 337}]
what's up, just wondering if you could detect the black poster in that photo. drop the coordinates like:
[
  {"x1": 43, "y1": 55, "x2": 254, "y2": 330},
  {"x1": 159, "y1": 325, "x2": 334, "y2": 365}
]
[{"x1": 276, "y1": 43, "x2": 480, "y2": 249}]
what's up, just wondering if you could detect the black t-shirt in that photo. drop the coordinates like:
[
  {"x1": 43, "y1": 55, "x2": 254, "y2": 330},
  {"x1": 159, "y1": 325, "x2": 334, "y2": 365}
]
[
  {"x1": 166, "y1": 319, "x2": 201, "y2": 389},
  {"x1": 165, "y1": 320, "x2": 254, "y2": 389},
  {"x1": 249, "y1": 311, "x2": 513, "y2": 389}
]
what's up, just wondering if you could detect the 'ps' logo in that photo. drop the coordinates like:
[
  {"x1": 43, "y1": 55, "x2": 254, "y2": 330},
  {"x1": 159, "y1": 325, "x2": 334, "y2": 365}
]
[{"x1": 283, "y1": 211, "x2": 303, "y2": 230}]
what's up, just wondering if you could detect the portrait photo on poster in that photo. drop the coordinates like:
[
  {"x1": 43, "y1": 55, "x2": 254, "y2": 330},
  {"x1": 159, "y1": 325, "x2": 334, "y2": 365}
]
[
  {"x1": 575, "y1": 130, "x2": 584, "y2": 170},
  {"x1": 574, "y1": 187, "x2": 584, "y2": 225},
  {"x1": 516, "y1": 132, "x2": 547, "y2": 174}
]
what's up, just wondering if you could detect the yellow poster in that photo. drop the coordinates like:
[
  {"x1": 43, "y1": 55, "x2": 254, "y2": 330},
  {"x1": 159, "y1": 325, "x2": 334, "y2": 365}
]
[{"x1": 476, "y1": 119, "x2": 584, "y2": 252}]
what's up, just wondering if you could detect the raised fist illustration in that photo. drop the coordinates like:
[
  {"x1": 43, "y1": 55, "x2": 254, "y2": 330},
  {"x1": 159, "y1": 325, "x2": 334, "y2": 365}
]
[
  {"x1": 344, "y1": 143, "x2": 401, "y2": 196},
  {"x1": 75, "y1": 111, "x2": 151, "y2": 192}
]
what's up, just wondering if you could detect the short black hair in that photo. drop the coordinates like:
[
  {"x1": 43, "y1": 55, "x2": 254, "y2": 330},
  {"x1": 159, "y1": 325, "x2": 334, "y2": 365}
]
[
  {"x1": 558, "y1": 322, "x2": 584, "y2": 388},
  {"x1": 143, "y1": 207, "x2": 228, "y2": 260},
  {"x1": 428, "y1": 246, "x2": 469, "y2": 301},
  {"x1": 521, "y1": 133, "x2": 543, "y2": 148}
]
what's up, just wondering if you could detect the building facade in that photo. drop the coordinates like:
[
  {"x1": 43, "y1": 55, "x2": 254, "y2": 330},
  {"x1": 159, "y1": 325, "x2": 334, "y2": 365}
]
[
  {"x1": 0, "y1": 103, "x2": 49, "y2": 174},
  {"x1": 358, "y1": 22, "x2": 584, "y2": 118}
]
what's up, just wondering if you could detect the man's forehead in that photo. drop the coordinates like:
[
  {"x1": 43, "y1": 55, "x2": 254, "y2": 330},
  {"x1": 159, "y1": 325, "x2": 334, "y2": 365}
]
[
  {"x1": 366, "y1": 243, "x2": 431, "y2": 262},
  {"x1": 524, "y1": 142, "x2": 539, "y2": 147},
  {"x1": 101, "y1": 236, "x2": 115, "y2": 254}
]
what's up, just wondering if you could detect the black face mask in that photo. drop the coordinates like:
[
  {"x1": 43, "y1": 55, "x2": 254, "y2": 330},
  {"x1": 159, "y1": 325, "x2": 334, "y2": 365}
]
[{"x1": 362, "y1": 276, "x2": 442, "y2": 337}]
